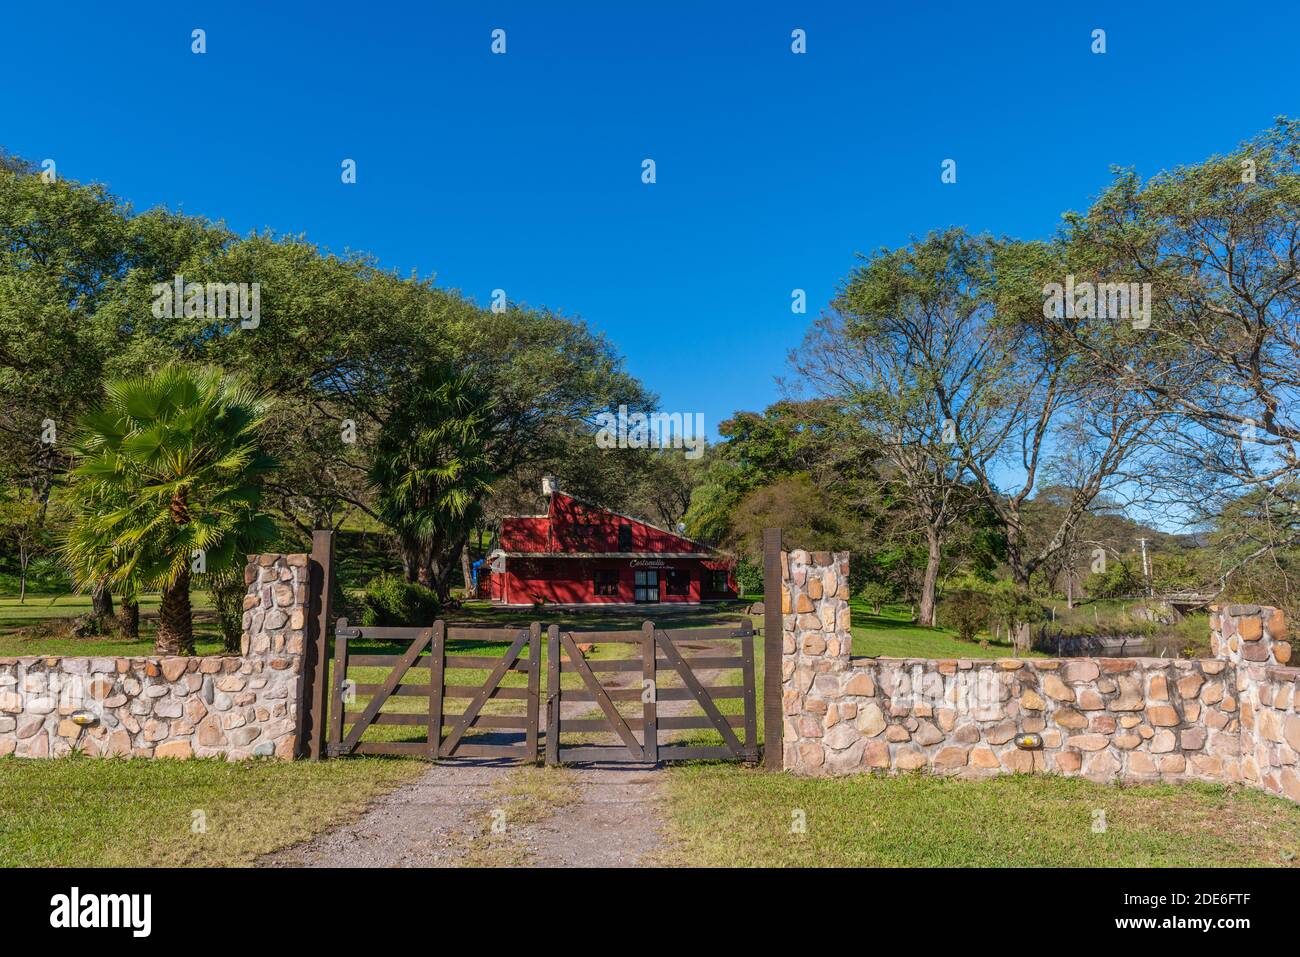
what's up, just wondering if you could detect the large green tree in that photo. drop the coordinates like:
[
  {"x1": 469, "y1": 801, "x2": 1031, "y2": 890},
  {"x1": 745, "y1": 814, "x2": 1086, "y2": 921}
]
[{"x1": 1045, "y1": 117, "x2": 1300, "y2": 595}]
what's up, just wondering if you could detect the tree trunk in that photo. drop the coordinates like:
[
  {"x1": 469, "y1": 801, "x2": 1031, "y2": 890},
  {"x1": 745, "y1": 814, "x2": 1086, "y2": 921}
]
[
  {"x1": 118, "y1": 598, "x2": 140, "y2": 639},
  {"x1": 1005, "y1": 524, "x2": 1031, "y2": 590},
  {"x1": 425, "y1": 534, "x2": 467, "y2": 604},
  {"x1": 18, "y1": 546, "x2": 29, "y2": 604},
  {"x1": 156, "y1": 570, "x2": 193, "y2": 655},
  {"x1": 91, "y1": 582, "x2": 114, "y2": 620},
  {"x1": 1012, "y1": 622, "x2": 1032, "y2": 655},
  {"x1": 461, "y1": 547, "x2": 475, "y2": 601},
  {"x1": 918, "y1": 528, "x2": 941, "y2": 627},
  {"x1": 399, "y1": 533, "x2": 421, "y2": 584}
]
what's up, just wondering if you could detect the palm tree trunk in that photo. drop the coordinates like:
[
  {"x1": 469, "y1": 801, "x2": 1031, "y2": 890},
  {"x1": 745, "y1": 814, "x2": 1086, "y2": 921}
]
[
  {"x1": 91, "y1": 582, "x2": 114, "y2": 621},
  {"x1": 156, "y1": 569, "x2": 193, "y2": 655},
  {"x1": 400, "y1": 535, "x2": 421, "y2": 584},
  {"x1": 118, "y1": 598, "x2": 139, "y2": 638}
]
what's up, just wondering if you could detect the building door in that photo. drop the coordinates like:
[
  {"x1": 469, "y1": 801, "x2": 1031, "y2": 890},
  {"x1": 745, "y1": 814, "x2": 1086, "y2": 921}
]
[{"x1": 634, "y1": 569, "x2": 659, "y2": 603}]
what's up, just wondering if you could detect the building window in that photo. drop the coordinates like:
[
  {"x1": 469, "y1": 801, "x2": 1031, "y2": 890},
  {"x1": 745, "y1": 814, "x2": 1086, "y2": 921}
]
[
  {"x1": 594, "y1": 569, "x2": 619, "y2": 597},
  {"x1": 634, "y1": 568, "x2": 659, "y2": 602},
  {"x1": 708, "y1": 569, "x2": 730, "y2": 593},
  {"x1": 617, "y1": 524, "x2": 633, "y2": 551},
  {"x1": 666, "y1": 569, "x2": 690, "y2": 596}
]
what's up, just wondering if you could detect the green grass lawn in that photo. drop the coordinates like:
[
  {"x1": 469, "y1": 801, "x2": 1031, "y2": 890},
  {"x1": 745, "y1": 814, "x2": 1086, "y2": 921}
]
[
  {"x1": 0, "y1": 592, "x2": 223, "y2": 656},
  {"x1": 661, "y1": 765, "x2": 1300, "y2": 867},
  {"x1": 850, "y1": 602, "x2": 1038, "y2": 658},
  {"x1": 0, "y1": 755, "x2": 425, "y2": 867}
]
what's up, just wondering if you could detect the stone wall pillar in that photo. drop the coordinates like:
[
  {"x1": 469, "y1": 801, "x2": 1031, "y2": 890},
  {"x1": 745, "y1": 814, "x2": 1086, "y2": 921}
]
[
  {"x1": 1213, "y1": 604, "x2": 1300, "y2": 801},
  {"x1": 780, "y1": 549, "x2": 852, "y2": 772},
  {"x1": 1210, "y1": 604, "x2": 1291, "y2": 667},
  {"x1": 194, "y1": 552, "x2": 310, "y2": 759}
]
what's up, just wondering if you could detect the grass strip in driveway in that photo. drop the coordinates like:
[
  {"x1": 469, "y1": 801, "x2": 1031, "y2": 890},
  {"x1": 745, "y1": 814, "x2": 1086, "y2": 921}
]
[
  {"x1": 0, "y1": 754, "x2": 425, "y2": 867},
  {"x1": 661, "y1": 764, "x2": 1300, "y2": 867},
  {"x1": 453, "y1": 765, "x2": 581, "y2": 867}
]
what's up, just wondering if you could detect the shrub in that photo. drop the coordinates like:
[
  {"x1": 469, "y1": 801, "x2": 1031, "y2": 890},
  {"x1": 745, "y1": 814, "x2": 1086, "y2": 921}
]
[
  {"x1": 989, "y1": 581, "x2": 1045, "y2": 653},
  {"x1": 360, "y1": 573, "x2": 440, "y2": 627},
  {"x1": 937, "y1": 589, "x2": 991, "y2": 642},
  {"x1": 858, "y1": 581, "x2": 895, "y2": 615},
  {"x1": 734, "y1": 559, "x2": 763, "y2": 597},
  {"x1": 1085, "y1": 561, "x2": 1137, "y2": 599},
  {"x1": 208, "y1": 576, "x2": 247, "y2": 653}
]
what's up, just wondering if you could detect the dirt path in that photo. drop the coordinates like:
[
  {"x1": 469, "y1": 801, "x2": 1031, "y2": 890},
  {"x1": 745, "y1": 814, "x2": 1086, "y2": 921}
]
[
  {"x1": 262, "y1": 761, "x2": 515, "y2": 867},
  {"x1": 262, "y1": 638, "x2": 735, "y2": 868}
]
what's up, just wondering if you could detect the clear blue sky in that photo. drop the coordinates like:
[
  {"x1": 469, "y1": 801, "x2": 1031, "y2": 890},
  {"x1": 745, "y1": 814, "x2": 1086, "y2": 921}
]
[{"x1": 3, "y1": 1, "x2": 1297, "y2": 440}]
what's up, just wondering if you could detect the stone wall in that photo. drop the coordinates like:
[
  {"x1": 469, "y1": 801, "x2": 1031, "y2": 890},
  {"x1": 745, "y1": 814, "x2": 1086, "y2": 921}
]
[
  {"x1": 780, "y1": 550, "x2": 1300, "y2": 802},
  {"x1": 0, "y1": 553, "x2": 307, "y2": 760}
]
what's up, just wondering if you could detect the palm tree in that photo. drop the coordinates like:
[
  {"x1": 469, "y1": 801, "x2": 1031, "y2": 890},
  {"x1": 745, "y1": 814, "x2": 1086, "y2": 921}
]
[
  {"x1": 370, "y1": 365, "x2": 495, "y2": 601},
  {"x1": 62, "y1": 364, "x2": 276, "y2": 654}
]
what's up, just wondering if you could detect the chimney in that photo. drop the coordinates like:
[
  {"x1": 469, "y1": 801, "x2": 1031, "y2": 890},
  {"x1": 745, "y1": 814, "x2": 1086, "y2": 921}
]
[{"x1": 542, "y1": 475, "x2": 559, "y2": 496}]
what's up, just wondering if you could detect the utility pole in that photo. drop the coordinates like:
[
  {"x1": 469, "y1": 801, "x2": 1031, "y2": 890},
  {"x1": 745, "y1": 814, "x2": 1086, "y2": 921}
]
[{"x1": 1137, "y1": 538, "x2": 1152, "y2": 597}]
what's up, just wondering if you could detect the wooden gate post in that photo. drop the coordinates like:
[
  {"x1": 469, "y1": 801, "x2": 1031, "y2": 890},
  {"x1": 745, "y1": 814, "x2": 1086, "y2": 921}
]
[
  {"x1": 526, "y1": 622, "x2": 541, "y2": 763},
  {"x1": 300, "y1": 529, "x2": 334, "y2": 760},
  {"x1": 762, "y1": 527, "x2": 783, "y2": 771},
  {"x1": 428, "y1": 621, "x2": 446, "y2": 760},
  {"x1": 545, "y1": 624, "x2": 561, "y2": 766},
  {"x1": 641, "y1": 620, "x2": 658, "y2": 764}
]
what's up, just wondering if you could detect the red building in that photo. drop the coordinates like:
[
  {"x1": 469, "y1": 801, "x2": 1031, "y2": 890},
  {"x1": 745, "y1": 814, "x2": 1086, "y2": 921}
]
[{"x1": 484, "y1": 484, "x2": 736, "y2": 606}]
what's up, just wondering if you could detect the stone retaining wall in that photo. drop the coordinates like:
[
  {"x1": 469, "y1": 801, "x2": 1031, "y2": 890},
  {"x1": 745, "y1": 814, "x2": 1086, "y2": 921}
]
[
  {"x1": 781, "y1": 550, "x2": 1300, "y2": 802},
  {"x1": 0, "y1": 553, "x2": 307, "y2": 760}
]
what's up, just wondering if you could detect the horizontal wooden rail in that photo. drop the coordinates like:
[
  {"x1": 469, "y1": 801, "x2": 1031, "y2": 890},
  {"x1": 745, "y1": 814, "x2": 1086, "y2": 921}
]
[
  {"x1": 444, "y1": 655, "x2": 534, "y2": 671},
  {"x1": 441, "y1": 713, "x2": 530, "y2": 730},
  {"x1": 445, "y1": 627, "x2": 533, "y2": 642},
  {"x1": 350, "y1": 741, "x2": 428, "y2": 757},
  {"x1": 343, "y1": 711, "x2": 429, "y2": 726},
  {"x1": 443, "y1": 684, "x2": 530, "y2": 700},
  {"x1": 551, "y1": 625, "x2": 753, "y2": 644},
  {"x1": 443, "y1": 743, "x2": 532, "y2": 759},
  {"x1": 560, "y1": 714, "x2": 745, "y2": 732},
  {"x1": 557, "y1": 655, "x2": 744, "y2": 672},
  {"x1": 655, "y1": 626, "x2": 755, "y2": 641},
  {"x1": 561, "y1": 685, "x2": 745, "y2": 703},
  {"x1": 348, "y1": 654, "x2": 433, "y2": 668},
  {"x1": 352, "y1": 683, "x2": 431, "y2": 697}
]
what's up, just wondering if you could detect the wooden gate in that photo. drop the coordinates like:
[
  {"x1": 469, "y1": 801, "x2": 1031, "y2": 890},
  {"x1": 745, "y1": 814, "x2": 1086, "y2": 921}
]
[
  {"x1": 544, "y1": 620, "x2": 758, "y2": 765},
  {"x1": 327, "y1": 619, "x2": 540, "y2": 760},
  {"x1": 324, "y1": 616, "x2": 755, "y2": 764}
]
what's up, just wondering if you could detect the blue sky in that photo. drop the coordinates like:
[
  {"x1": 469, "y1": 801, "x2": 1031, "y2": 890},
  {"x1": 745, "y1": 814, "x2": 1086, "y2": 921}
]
[{"x1": 3, "y1": 1, "x2": 1297, "y2": 440}]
